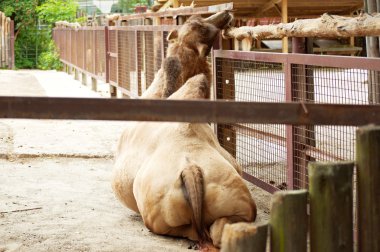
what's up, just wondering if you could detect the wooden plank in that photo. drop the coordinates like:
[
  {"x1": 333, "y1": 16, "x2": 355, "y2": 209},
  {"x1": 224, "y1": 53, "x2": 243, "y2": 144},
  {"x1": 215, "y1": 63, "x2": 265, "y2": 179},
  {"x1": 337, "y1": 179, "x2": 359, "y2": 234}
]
[
  {"x1": 356, "y1": 125, "x2": 380, "y2": 252},
  {"x1": 309, "y1": 161, "x2": 354, "y2": 252},
  {"x1": 270, "y1": 190, "x2": 308, "y2": 252},
  {"x1": 252, "y1": 0, "x2": 282, "y2": 16}
]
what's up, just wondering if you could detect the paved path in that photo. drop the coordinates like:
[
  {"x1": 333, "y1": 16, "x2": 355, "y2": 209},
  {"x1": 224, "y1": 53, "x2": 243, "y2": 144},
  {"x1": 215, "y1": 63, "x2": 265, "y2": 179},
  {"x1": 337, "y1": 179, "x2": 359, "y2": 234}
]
[{"x1": 0, "y1": 70, "x2": 191, "y2": 251}]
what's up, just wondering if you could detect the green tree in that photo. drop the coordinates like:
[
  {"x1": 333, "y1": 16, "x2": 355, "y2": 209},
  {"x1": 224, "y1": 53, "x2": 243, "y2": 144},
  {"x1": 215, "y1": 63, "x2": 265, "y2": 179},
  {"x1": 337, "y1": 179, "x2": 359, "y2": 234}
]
[
  {"x1": 37, "y1": 0, "x2": 78, "y2": 24},
  {"x1": 118, "y1": 0, "x2": 150, "y2": 13},
  {"x1": 0, "y1": 0, "x2": 79, "y2": 69}
]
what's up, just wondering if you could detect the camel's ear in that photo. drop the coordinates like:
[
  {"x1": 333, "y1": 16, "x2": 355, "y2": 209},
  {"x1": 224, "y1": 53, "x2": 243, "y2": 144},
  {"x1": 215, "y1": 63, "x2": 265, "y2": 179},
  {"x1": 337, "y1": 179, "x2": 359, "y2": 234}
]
[
  {"x1": 196, "y1": 43, "x2": 210, "y2": 58},
  {"x1": 167, "y1": 29, "x2": 178, "y2": 41}
]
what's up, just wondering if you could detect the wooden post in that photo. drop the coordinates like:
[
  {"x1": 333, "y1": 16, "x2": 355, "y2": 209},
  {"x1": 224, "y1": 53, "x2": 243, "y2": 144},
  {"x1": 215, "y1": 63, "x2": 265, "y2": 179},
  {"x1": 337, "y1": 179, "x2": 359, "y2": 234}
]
[
  {"x1": 74, "y1": 68, "x2": 79, "y2": 81},
  {"x1": 1, "y1": 13, "x2": 3, "y2": 68},
  {"x1": 177, "y1": 16, "x2": 185, "y2": 25},
  {"x1": 308, "y1": 161, "x2": 354, "y2": 252},
  {"x1": 221, "y1": 222, "x2": 268, "y2": 252},
  {"x1": 356, "y1": 125, "x2": 380, "y2": 252},
  {"x1": 91, "y1": 77, "x2": 97, "y2": 92},
  {"x1": 82, "y1": 72, "x2": 87, "y2": 86},
  {"x1": 365, "y1": 0, "x2": 380, "y2": 103},
  {"x1": 270, "y1": 190, "x2": 308, "y2": 252},
  {"x1": 281, "y1": 0, "x2": 288, "y2": 53}
]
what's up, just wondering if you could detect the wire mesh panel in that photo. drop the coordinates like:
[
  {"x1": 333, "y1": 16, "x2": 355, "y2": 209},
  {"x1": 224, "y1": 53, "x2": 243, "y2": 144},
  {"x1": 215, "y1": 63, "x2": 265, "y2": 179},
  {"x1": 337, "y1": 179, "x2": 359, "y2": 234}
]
[
  {"x1": 118, "y1": 30, "x2": 137, "y2": 94},
  {"x1": 290, "y1": 64, "x2": 379, "y2": 189},
  {"x1": 154, "y1": 31, "x2": 163, "y2": 74},
  {"x1": 84, "y1": 30, "x2": 94, "y2": 73},
  {"x1": 95, "y1": 30, "x2": 106, "y2": 78},
  {"x1": 215, "y1": 56, "x2": 287, "y2": 191},
  {"x1": 66, "y1": 29, "x2": 71, "y2": 63},
  {"x1": 109, "y1": 29, "x2": 117, "y2": 83},
  {"x1": 70, "y1": 30, "x2": 77, "y2": 66},
  {"x1": 143, "y1": 31, "x2": 156, "y2": 90},
  {"x1": 77, "y1": 30, "x2": 84, "y2": 70}
]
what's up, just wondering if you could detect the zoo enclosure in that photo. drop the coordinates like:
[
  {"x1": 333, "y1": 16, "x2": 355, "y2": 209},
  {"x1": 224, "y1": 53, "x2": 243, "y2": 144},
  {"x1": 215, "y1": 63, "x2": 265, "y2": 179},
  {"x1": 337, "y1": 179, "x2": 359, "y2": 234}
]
[
  {"x1": 53, "y1": 24, "x2": 380, "y2": 193},
  {"x1": 0, "y1": 11, "x2": 14, "y2": 69}
]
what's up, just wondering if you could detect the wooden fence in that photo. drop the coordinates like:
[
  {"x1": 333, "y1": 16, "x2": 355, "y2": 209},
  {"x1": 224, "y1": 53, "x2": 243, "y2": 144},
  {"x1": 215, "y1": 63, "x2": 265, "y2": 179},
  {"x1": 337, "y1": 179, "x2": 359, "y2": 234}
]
[
  {"x1": 221, "y1": 125, "x2": 380, "y2": 252},
  {"x1": 0, "y1": 11, "x2": 14, "y2": 69}
]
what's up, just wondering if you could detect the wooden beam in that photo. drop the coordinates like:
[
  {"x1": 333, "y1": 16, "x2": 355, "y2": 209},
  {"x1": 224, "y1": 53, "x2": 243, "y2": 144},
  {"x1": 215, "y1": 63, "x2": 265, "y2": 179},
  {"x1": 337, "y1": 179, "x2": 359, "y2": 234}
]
[
  {"x1": 282, "y1": 0, "x2": 288, "y2": 53},
  {"x1": 252, "y1": 0, "x2": 282, "y2": 16}
]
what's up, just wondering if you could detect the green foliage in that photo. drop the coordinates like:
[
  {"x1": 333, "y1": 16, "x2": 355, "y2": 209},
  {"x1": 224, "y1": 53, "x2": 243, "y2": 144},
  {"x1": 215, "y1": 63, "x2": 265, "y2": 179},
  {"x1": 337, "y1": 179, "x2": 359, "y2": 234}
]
[
  {"x1": 111, "y1": 3, "x2": 123, "y2": 13},
  {"x1": 0, "y1": 0, "x2": 78, "y2": 69},
  {"x1": 37, "y1": 41, "x2": 62, "y2": 70},
  {"x1": 0, "y1": 0, "x2": 39, "y2": 32},
  {"x1": 37, "y1": 0, "x2": 78, "y2": 25}
]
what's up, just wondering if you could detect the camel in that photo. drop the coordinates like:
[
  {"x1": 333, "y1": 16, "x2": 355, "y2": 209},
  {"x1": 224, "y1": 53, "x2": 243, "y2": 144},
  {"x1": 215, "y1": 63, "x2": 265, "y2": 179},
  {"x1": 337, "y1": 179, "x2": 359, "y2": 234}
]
[{"x1": 112, "y1": 11, "x2": 257, "y2": 248}]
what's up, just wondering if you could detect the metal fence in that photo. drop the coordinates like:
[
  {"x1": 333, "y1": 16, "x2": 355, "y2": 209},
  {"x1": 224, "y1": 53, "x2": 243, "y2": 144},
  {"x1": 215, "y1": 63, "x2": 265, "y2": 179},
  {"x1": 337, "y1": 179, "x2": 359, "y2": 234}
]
[
  {"x1": 214, "y1": 50, "x2": 380, "y2": 192},
  {"x1": 53, "y1": 26, "x2": 380, "y2": 193},
  {"x1": 53, "y1": 25, "x2": 176, "y2": 98},
  {"x1": 0, "y1": 11, "x2": 14, "y2": 69}
]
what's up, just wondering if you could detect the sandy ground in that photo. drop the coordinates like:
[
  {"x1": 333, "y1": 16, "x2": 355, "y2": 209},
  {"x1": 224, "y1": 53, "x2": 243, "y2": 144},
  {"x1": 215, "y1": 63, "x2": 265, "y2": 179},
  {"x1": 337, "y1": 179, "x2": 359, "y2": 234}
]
[{"x1": 0, "y1": 70, "x2": 271, "y2": 251}]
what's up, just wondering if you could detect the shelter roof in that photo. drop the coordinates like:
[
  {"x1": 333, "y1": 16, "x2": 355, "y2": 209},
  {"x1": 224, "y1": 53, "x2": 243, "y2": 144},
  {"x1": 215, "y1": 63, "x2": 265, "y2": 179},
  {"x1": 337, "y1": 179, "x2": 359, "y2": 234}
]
[{"x1": 178, "y1": 0, "x2": 364, "y2": 17}]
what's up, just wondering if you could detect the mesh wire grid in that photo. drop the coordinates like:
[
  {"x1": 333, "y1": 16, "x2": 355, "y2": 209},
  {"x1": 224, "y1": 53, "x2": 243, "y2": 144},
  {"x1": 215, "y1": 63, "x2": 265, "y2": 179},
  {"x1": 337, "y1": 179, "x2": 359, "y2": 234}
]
[
  {"x1": 117, "y1": 30, "x2": 136, "y2": 93},
  {"x1": 109, "y1": 30, "x2": 117, "y2": 83},
  {"x1": 291, "y1": 64, "x2": 379, "y2": 189},
  {"x1": 215, "y1": 57, "x2": 288, "y2": 190}
]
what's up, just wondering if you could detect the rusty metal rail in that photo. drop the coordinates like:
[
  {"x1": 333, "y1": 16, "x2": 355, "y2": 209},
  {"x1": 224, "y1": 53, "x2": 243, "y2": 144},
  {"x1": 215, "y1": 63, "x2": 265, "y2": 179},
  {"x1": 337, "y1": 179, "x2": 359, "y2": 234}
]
[{"x1": 1, "y1": 96, "x2": 380, "y2": 125}]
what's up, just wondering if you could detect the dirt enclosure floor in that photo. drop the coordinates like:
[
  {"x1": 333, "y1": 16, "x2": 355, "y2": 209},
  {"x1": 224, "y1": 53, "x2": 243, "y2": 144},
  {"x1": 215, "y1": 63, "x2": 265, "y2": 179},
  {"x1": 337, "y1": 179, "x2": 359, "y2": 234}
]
[{"x1": 0, "y1": 70, "x2": 271, "y2": 251}]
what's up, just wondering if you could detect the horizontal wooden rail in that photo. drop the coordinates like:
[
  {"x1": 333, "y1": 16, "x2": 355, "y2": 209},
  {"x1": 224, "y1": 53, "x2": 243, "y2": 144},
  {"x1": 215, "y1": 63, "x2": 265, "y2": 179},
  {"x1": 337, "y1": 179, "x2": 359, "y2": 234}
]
[{"x1": 1, "y1": 96, "x2": 380, "y2": 125}]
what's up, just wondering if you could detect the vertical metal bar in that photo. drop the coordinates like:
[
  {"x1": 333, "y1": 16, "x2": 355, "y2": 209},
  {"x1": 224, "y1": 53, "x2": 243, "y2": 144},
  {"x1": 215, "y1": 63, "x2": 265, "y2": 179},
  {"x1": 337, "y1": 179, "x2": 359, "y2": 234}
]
[
  {"x1": 9, "y1": 20, "x2": 15, "y2": 69},
  {"x1": 93, "y1": 29, "x2": 96, "y2": 75},
  {"x1": 105, "y1": 26, "x2": 110, "y2": 83},
  {"x1": 135, "y1": 30, "x2": 141, "y2": 96},
  {"x1": 285, "y1": 58, "x2": 294, "y2": 190},
  {"x1": 161, "y1": 30, "x2": 165, "y2": 60},
  {"x1": 116, "y1": 28, "x2": 119, "y2": 86}
]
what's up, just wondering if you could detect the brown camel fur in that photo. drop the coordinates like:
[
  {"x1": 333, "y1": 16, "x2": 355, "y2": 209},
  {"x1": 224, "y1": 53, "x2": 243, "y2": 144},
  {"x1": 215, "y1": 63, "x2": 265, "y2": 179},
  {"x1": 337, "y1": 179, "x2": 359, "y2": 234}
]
[{"x1": 112, "y1": 11, "x2": 257, "y2": 248}]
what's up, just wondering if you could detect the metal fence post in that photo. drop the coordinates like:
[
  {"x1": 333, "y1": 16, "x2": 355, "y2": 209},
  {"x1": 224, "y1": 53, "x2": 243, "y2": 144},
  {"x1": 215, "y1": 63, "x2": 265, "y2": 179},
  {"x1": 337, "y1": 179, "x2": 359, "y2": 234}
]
[
  {"x1": 216, "y1": 38, "x2": 236, "y2": 158},
  {"x1": 285, "y1": 59, "x2": 294, "y2": 190},
  {"x1": 105, "y1": 26, "x2": 110, "y2": 83},
  {"x1": 135, "y1": 30, "x2": 142, "y2": 96},
  {"x1": 290, "y1": 37, "x2": 316, "y2": 189}
]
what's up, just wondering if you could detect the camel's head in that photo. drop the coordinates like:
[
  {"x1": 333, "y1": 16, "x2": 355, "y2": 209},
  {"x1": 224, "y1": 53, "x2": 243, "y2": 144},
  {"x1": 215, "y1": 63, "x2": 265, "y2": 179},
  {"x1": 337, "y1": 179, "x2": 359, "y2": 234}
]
[{"x1": 167, "y1": 11, "x2": 233, "y2": 57}]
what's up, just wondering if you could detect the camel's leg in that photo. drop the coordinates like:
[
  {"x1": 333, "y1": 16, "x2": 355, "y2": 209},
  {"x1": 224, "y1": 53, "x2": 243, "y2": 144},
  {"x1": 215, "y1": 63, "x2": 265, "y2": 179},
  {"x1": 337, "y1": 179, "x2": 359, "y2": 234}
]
[{"x1": 168, "y1": 74, "x2": 210, "y2": 100}]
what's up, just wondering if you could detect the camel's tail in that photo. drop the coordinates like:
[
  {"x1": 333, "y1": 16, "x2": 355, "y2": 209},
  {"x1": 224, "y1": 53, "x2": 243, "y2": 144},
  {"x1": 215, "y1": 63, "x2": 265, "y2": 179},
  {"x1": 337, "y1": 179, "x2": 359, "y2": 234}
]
[{"x1": 181, "y1": 165, "x2": 206, "y2": 241}]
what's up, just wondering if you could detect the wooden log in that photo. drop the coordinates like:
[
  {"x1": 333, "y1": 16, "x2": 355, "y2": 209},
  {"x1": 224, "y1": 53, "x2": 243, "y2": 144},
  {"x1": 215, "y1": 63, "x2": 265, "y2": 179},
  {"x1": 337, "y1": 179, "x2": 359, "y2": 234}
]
[
  {"x1": 308, "y1": 161, "x2": 354, "y2": 252},
  {"x1": 356, "y1": 125, "x2": 380, "y2": 252},
  {"x1": 223, "y1": 13, "x2": 380, "y2": 40},
  {"x1": 221, "y1": 222, "x2": 268, "y2": 252},
  {"x1": 270, "y1": 190, "x2": 308, "y2": 252}
]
